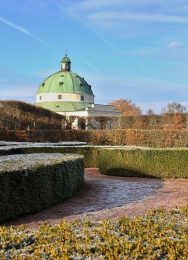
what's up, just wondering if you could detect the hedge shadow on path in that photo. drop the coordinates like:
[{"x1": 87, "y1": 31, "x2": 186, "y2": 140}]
[{"x1": 2, "y1": 168, "x2": 164, "y2": 228}]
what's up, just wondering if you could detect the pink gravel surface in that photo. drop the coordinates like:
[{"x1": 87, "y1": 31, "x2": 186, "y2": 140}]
[{"x1": 2, "y1": 168, "x2": 188, "y2": 229}]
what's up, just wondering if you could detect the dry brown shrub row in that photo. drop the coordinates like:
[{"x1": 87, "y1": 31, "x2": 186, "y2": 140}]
[
  {"x1": 81, "y1": 129, "x2": 188, "y2": 147},
  {"x1": 0, "y1": 100, "x2": 66, "y2": 130},
  {"x1": 109, "y1": 113, "x2": 187, "y2": 130},
  {"x1": 1, "y1": 129, "x2": 188, "y2": 148},
  {"x1": 83, "y1": 113, "x2": 188, "y2": 130},
  {"x1": 1, "y1": 100, "x2": 188, "y2": 131},
  {"x1": 0, "y1": 130, "x2": 82, "y2": 143}
]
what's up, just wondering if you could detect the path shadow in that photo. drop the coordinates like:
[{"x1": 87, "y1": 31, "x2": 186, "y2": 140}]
[{"x1": 2, "y1": 169, "x2": 164, "y2": 228}]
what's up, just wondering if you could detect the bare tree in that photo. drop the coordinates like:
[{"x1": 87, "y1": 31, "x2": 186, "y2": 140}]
[
  {"x1": 146, "y1": 109, "x2": 155, "y2": 115},
  {"x1": 161, "y1": 102, "x2": 186, "y2": 114}
]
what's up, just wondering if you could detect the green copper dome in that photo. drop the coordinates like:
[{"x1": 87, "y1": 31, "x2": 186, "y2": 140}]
[
  {"x1": 36, "y1": 69, "x2": 94, "y2": 95},
  {"x1": 61, "y1": 56, "x2": 71, "y2": 63},
  {"x1": 35, "y1": 55, "x2": 95, "y2": 111}
]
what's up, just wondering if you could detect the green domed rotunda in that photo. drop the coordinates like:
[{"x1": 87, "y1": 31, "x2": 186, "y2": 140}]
[
  {"x1": 35, "y1": 54, "x2": 95, "y2": 113},
  {"x1": 35, "y1": 54, "x2": 120, "y2": 122}
]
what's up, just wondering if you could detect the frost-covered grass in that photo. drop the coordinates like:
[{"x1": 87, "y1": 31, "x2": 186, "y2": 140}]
[
  {"x1": 0, "y1": 153, "x2": 82, "y2": 173},
  {"x1": 0, "y1": 141, "x2": 88, "y2": 150},
  {"x1": 0, "y1": 205, "x2": 188, "y2": 259},
  {"x1": 1, "y1": 141, "x2": 188, "y2": 151}
]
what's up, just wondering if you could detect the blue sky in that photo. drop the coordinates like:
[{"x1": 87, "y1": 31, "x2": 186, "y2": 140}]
[{"x1": 0, "y1": 0, "x2": 188, "y2": 114}]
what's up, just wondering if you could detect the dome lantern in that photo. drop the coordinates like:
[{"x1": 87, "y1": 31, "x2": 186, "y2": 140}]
[{"x1": 61, "y1": 54, "x2": 71, "y2": 72}]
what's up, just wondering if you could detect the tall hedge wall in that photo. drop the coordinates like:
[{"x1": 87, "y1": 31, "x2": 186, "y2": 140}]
[
  {"x1": 110, "y1": 113, "x2": 187, "y2": 130},
  {"x1": 98, "y1": 148, "x2": 188, "y2": 178},
  {"x1": 0, "y1": 153, "x2": 84, "y2": 223},
  {"x1": 0, "y1": 130, "x2": 82, "y2": 142},
  {"x1": 1, "y1": 129, "x2": 188, "y2": 147}
]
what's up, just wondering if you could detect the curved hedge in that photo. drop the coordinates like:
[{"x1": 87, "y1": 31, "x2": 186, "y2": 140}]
[
  {"x1": 98, "y1": 147, "x2": 188, "y2": 178},
  {"x1": 1, "y1": 143, "x2": 188, "y2": 180},
  {"x1": 0, "y1": 153, "x2": 84, "y2": 223},
  {"x1": 0, "y1": 144, "x2": 101, "y2": 168}
]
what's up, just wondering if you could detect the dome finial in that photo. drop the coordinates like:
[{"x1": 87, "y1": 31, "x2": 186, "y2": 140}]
[{"x1": 61, "y1": 51, "x2": 71, "y2": 72}]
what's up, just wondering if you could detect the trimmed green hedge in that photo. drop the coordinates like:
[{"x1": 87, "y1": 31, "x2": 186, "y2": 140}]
[
  {"x1": 1, "y1": 144, "x2": 188, "y2": 180},
  {"x1": 98, "y1": 148, "x2": 188, "y2": 178},
  {"x1": 0, "y1": 146, "x2": 101, "y2": 168},
  {"x1": 0, "y1": 153, "x2": 84, "y2": 223}
]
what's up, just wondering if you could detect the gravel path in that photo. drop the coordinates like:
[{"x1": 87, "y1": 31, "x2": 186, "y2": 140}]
[{"x1": 3, "y1": 168, "x2": 188, "y2": 229}]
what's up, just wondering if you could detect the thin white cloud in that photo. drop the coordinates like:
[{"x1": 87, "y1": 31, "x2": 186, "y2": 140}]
[
  {"x1": 74, "y1": 0, "x2": 188, "y2": 16},
  {"x1": 92, "y1": 76, "x2": 188, "y2": 98},
  {"x1": 0, "y1": 16, "x2": 29, "y2": 34},
  {"x1": 86, "y1": 62, "x2": 100, "y2": 73},
  {"x1": 53, "y1": 2, "x2": 117, "y2": 50},
  {"x1": 75, "y1": 0, "x2": 126, "y2": 10},
  {"x1": 119, "y1": 48, "x2": 156, "y2": 56},
  {"x1": 0, "y1": 16, "x2": 54, "y2": 47},
  {"x1": 94, "y1": 31, "x2": 117, "y2": 50},
  {"x1": 88, "y1": 11, "x2": 188, "y2": 24},
  {"x1": 0, "y1": 84, "x2": 36, "y2": 103},
  {"x1": 124, "y1": 78, "x2": 187, "y2": 92},
  {"x1": 93, "y1": 76, "x2": 188, "y2": 113},
  {"x1": 119, "y1": 42, "x2": 188, "y2": 59},
  {"x1": 167, "y1": 41, "x2": 181, "y2": 49}
]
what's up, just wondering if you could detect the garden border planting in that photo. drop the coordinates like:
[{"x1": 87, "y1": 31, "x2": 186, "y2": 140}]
[
  {"x1": 2, "y1": 129, "x2": 188, "y2": 147},
  {"x1": 1, "y1": 143, "x2": 188, "y2": 178},
  {"x1": 99, "y1": 147, "x2": 188, "y2": 178},
  {"x1": 0, "y1": 153, "x2": 84, "y2": 223},
  {"x1": 1, "y1": 143, "x2": 188, "y2": 259},
  {"x1": 0, "y1": 144, "x2": 101, "y2": 168},
  {"x1": 0, "y1": 205, "x2": 188, "y2": 259}
]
